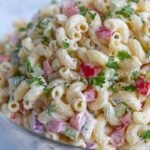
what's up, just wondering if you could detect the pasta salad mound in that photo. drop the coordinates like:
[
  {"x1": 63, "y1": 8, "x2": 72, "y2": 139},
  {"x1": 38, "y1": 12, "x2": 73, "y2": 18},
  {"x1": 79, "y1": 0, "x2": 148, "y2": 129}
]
[{"x1": 0, "y1": 0, "x2": 150, "y2": 149}]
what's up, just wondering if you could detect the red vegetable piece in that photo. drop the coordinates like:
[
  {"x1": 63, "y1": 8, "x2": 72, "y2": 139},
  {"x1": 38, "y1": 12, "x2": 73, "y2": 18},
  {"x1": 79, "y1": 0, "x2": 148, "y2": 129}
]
[
  {"x1": 69, "y1": 112, "x2": 87, "y2": 131},
  {"x1": 80, "y1": 62, "x2": 101, "y2": 78},
  {"x1": 136, "y1": 77, "x2": 150, "y2": 96},
  {"x1": 84, "y1": 88, "x2": 96, "y2": 102},
  {"x1": 96, "y1": 26, "x2": 114, "y2": 42},
  {"x1": 43, "y1": 59, "x2": 53, "y2": 77},
  {"x1": 0, "y1": 55, "x2": 11, "y2": 63},
  {"x1": 62, "y1": 0, "x2": 79, "y2": 17}
]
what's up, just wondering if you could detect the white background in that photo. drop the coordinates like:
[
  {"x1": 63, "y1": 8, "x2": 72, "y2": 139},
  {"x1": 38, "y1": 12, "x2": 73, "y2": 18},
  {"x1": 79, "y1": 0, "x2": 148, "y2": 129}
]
[{"x1": 0, "y1": 0, "x2": 51, "y2": 39}]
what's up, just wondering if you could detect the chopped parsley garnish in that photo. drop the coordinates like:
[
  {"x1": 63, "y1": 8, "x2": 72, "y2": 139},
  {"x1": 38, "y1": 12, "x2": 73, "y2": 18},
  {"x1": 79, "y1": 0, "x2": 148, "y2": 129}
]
[
  {"x1": 48, "y1": 104, "x2": 57, "y2": 116},
  {"x1": 128, "y1": 0, "x2": 139, "y2": 3},
  {"x1": 64, "y1": 83, "x2": 71, "y2": 88},
  {"x1": 79, "y1": 6, "x2": 89, "y2": 16},
  {"x1": 101, "y1": 12, "x2": 112, "y2": 22},
  {"x1": 140, "y1": 130, "x2": 150, "y2": 140},
  {"x1": 115, "y1": 5, "x2": 134, "y2": 18},
  {"x1": 43, "y1": 87, "x2": 54, "y2": 97},
  {"x1": 133, "y1": 70, "x2": 139, "y2": 80},
  {"x1": 79, "y1": 77, "x2": 84, "y2": 83},
  {"x1": 49, "y1": 28, "x2": 54, "y2": 38},
  {"x1": 41, "y1": 36, "x2": 50, "y2": 45},
  {"x1": 146, "y1": 50, "x2": 150, "y2": 61},
  {"x1": 23, "y1": 59, "x2": 34, "y2": 73},
  {"x1": 123, "y1": 84, "x2": 136, "y2": 92},
  {"x1": 62, "y1": 40, "x2": 70, "y2": 49},
  {"x1": 64, "y1": 126, "x2": 78, "y2": 140},
  {"x1": 79, "y1": 5, "x2": 96, "y2": 20},
  {"x1": 117, "y1": 51, "x2": 132, "y2": 60},
  {"x1": 88, "y1": 11, "x2": 97, "y2": 20},
  {"x1": 36, "y1": 18, "x2": 50, "y2": 29},
  {"x1": 88, "y1": 72, "x2": 105, "y2": 87},
  {"x1": 26, "y1": 77, "x2": 46, "y2": 87},
  {"x1": 109, "y1": 85, "x2": 119, "y2": 93},
  {"x1": 106, "y1": 56, "x2": 119, "y2": 69}
]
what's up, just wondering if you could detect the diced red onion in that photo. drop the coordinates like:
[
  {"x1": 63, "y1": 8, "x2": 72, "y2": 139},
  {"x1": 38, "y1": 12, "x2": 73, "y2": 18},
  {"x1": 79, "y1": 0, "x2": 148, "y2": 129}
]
[
  {"x1": 69, "y1": 112, "x2": 87, "y2": 131},
  {"x1": 43, "y1": 59, "x2": 53, "y2": 77},
  {"x1": 84, "y1": 88, "x2": 96, "y2": 102},
  {"x1": 0, "y1": 55, "x2": 11, "y2": 64},
  {"x1": 31, "y1": 113, "x2": 44, "y2": 134},
  {"x1": 46, "y1": 120, "x2": 66, "y2": 133},
  {"x1": 62, "y1": 0, "x2": 79, "y2": 17},
  {"x1": 96, "y1": 26, "x2": 114, "y2": 42}
]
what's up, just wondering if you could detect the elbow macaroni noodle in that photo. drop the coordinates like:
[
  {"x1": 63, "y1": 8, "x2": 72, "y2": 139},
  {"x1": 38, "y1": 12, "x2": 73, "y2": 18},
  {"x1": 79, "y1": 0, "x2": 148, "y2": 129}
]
[{"x1": 0, "y1": 0, "x2": 150, "y2": 149}]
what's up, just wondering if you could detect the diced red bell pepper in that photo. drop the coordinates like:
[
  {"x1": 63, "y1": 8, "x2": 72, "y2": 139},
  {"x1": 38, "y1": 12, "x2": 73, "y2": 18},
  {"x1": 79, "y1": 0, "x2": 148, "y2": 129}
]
[
  {"x1": 136, "y1": 77, "x2": 150, "y2": 96},
  {"x1": 80, "y1": 62, "x2": 101, "y2": 78}
]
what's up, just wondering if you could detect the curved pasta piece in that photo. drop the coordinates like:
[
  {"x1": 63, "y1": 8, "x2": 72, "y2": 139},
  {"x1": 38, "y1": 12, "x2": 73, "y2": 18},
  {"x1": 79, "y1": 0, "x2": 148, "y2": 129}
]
[
  {"x1": 126, "y1": 123, "x2": 141, "y2": 145},
  {"x1": 111, "y1": 91, "x2": 142, "y2": 111},
  {"x1": 56, "y1": 27, "x2": 78, "y2": 51},
  {"x1": 56, "y1": 49, "x2": 77, "y2": 70},
  {"x1": 128, "y1": 39, "x2": 146, "y2": 63},
  {"x1": 86, "y1": 50, "x2": 108, "y2": 66},
  {"x1": 29, "y1": 44, "x2": 52, "y2": 66},
  {"x1": 65, "y1": 15, "x2": 88, "y2": 41},
  {"x1": 23, "y1": 84, "x2": 44, "y2": 102},
  {"x1": 103, "y1": 102, "x2": 120, "y2": 126},
  {"x1": 93, "y1": 115, "x2": 110, "y2": 147},
  {"x1": 14, "y1": 81, "x2": 30, "y2": 101},
  {"x1": 104, "y1": 18, "x2": 129, "y2": 43},
  {"x1": 48, "y1": 79, "x2": 66, "y2": 89},
  {"x1": 133, "y1": 97, "x2": 150, "y2": 124},
  {"x1": 66, "y1": 81, "x2": 87, "y2": 104},
  {"x1": 93, "y1": 0, "x2": 111, "y2": 13},
  {"x1": 88, "y1": 87, "x2": 109, "y2": 111},
  {"x1": 59, "y1": 67, "x2": 81, "y2": 81}
]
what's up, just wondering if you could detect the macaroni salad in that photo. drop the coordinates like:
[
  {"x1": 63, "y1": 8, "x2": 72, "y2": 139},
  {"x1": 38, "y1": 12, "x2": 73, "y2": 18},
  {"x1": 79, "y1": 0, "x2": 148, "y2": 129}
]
[{"x1": 0, "y1": 0, "x2": 150, "y2": 149}]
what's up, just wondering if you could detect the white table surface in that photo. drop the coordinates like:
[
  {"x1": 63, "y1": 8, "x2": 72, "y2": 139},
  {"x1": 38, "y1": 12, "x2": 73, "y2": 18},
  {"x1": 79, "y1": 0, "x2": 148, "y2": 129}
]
[{"x1": 0, "y1": 0, "x2": 51, "y2": 39}]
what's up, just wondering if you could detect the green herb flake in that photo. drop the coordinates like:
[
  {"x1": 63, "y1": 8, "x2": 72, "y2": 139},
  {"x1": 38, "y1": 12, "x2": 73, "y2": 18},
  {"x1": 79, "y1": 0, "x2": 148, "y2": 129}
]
[
  {"x1": 106, "y1": 56, "x2": 119, "y2": 69},
  {"x1": 140, "y1": 130, "x2": 150, "y2": 140},
  {"x1": 146, "y1": 50, "x2": 150, "y2": 61},
  {"x1": 88, "y1": 72, "x2": 105, "y2": 88},
  {"x1": 133, "y1": 70, "x2": 139, "y2": 80},
  {"x1": 23, "y1": 59, "x2": 34, "y2": 73},
  {"x1": 43, "y1": 87, "x2": 53, "y2": 97},
  {"x1": 64, "y1": 83, "x2": 71, "y2": 88},
  {"x1": 62, "y1": 40, "x2": 70, "y2": 49},
  {"x1": 49, "y1": 28, "x2": 55, "y2": 38},
  {"x1": 64, "y1": 126, "x2": 78, "y2": 140},
  {"x1": 117, "y1": 51, "x2": 132, "y2": 60},
  {"x1": 48, "y1": 104, "x2": 57, "y2": 116},
  {"x1": 115, "y1": 5, "x2": 134, "y2": 19},
  {"x1": 88, "y1": 11, "x2": 97, "y2": 20},
  {"x1": 26, "y1": 77, "x2": 46, "y2": 87},
  {"x1": 109, "y1": 85, "x2": 119, "y2": 93},
  {"x1": 41, "y1": 36, "x2": 50, "y2": 45},
  {"x1": 128, "y1": 0, "x2": 139, "y2": 3},
  {"x1": 79, "y1": 6, "x2": 89, "y2": 16},
  {"x1": 101, "y1": 12, "x2": 112, "y2": 22},
  {"x1": 36, "y1": 19, "x2": 49, "y2": 29},
  {"x1": 123, "y1": 84, "x2": 136, "y2": 92}
]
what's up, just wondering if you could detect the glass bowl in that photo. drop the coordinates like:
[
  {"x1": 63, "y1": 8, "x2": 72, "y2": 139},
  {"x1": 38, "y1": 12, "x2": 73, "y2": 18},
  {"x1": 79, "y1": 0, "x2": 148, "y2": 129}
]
[{"x1": 0, "y1": 1, "x2": 82, "y2": 149}]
